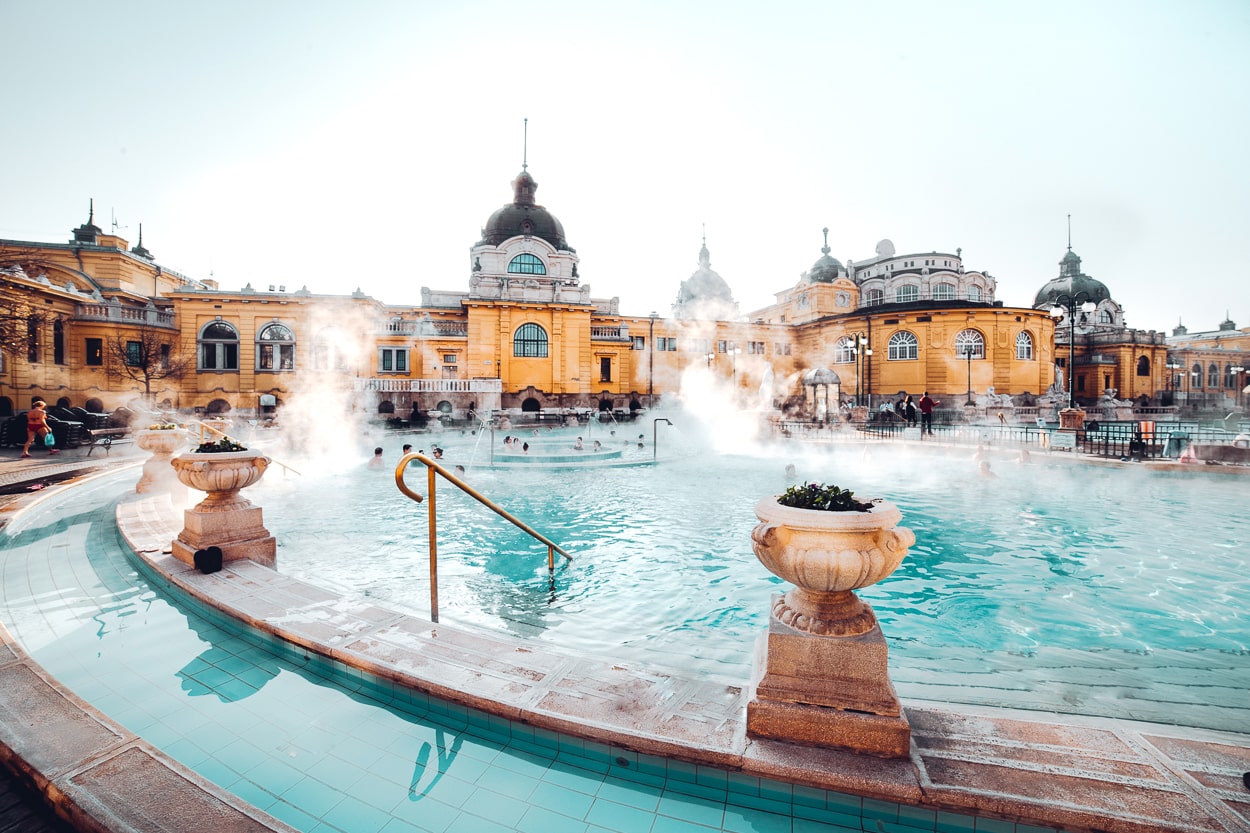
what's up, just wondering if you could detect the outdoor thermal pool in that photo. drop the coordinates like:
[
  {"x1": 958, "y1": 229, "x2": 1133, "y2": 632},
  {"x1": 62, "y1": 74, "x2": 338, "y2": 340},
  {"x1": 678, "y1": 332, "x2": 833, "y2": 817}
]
[{"x1": 251, "y1": 427, "x2": 1249, "y2": 734}]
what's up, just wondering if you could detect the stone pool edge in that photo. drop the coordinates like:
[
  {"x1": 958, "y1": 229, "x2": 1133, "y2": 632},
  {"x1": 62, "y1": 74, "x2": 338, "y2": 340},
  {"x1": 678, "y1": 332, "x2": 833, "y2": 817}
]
[{"x1": 111, "y1": 489, "x2": 1250, "y2": 833}]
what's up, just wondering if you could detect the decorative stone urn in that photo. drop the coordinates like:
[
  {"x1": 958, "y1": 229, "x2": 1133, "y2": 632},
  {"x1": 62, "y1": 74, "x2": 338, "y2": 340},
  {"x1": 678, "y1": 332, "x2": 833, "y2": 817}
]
[
  {"x1": 134, "y1": 428, "x2": 188, "y2": 494},
  {"x1": 169, "y1": 450, "x2": 276, "y2": 569},
  {"x1": 747, "y1": 494, "x2": 916, "y2": 758}
]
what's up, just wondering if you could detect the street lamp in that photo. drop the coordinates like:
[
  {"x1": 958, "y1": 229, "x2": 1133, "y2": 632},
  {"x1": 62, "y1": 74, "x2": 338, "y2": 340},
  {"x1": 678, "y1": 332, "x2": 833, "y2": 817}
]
[
  {"x1": 851, "y1": 335, "x2": 870, "y2": 406},
  {"x1": 648, "y1": 312, "x2": 657, "y2": 409},
  {"x1": 1049, "y1": 293, "x2": 1098, "y2": 409},
  {"x1": 705, "y1": 352, "x2": 715, "y2": 368},
  {"x1": 1165, "y1": 359, "x2": 1182, "y2": 406},
  {"x1": 729, "y1": 343, "x2": 742, "y2": 388},
  {"x1": 964, "y1": 344, "x2": 975, "y2": 406},
  {"x1": 1233, "y1": 364, "x2": 1246, "y2": 409}
]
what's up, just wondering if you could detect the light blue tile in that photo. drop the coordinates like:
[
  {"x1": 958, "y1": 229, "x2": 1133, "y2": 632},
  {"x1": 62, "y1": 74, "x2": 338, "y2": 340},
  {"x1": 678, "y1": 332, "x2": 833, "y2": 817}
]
[
  {"x1": 897, "y1": 803, "x2": 938, "y2": 830},
  {"x1": 596, "y1": 778, "x2": 661, "y2": 811},
  {"x1": 793, "y1": 817, "x2": 862, "y2": 833},
  {"x1": 973, "y1": 819, "x2": 1015, "y2": 833},
  {"x1": 863, "y1": 797, "x2": 900, "y2": 822},
  {"x1": 517, "y1": 805, "x2": 591, "y2": 833},
  {"x1": 586, "y1": 797, "x2": 659, "y2": 833},
  {"x1": 657, "y1": 791, "x2": 725, "y2": 828},
  {"x1": 445, "y1": 810, "x2": 514, "y2": 833},
  {"x1": 264, "y1": 798, "x2": 320, "y2": 832},
  {"x1": 475, "y1": 765, "x2": 540, "y2": 801},
  {"x1": 322, "y1": 795, "x2": 393, "y2": 833},
  {"x1": 530, "y1": 780, "x2": 596, "y2": 819},
  {"x1": 464, "y1": 788, "x2": 530, "y2": 827},
  {"x1": 281, "y1": 775, "x2": 342, "y2": 818},
  {"x1": 651, "y1": 815, "x2": 718, "y2": 833},
  {"x1": 723, "y1": 804, "x2": 793, "y2": 833}
]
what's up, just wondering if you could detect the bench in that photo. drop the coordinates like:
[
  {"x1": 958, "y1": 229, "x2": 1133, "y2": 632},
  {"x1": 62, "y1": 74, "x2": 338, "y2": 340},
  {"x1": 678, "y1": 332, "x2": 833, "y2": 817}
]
[{"x1": 83, "y1": 427, "x2": 132, "y2": 457}]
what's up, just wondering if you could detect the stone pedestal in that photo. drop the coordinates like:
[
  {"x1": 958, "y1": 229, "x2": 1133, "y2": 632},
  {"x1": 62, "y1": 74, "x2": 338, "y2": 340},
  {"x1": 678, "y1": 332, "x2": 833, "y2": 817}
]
[
  {"x1": 171, "y1": 505, "x2": 276, "y2": 569},
  {"x1": 1058, "y1": 407, "x2": 1086, "y2": 430},
  {"x1": 748, "y1": 599, "x2": 910, "y2": 757}
]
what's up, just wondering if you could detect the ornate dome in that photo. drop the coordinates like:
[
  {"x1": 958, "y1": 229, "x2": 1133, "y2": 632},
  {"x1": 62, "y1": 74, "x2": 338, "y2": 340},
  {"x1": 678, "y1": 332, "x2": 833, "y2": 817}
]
[
  {"x1": 479, "y1": 169, "x2": 573, "y2": 252},
  {"x1": 1033, "y1": 248, "x2": 1112, "y2": 308},
  {"x1": 808, "y1": 228, "x2": 843, "y2": 283},
  {"x1": 673, "y1": 236, "x2": 738, "y2": 320}
]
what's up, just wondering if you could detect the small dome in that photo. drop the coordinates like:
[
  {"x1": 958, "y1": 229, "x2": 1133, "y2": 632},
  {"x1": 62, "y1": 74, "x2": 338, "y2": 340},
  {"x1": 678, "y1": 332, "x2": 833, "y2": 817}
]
[
  {"x1": 876, "y1": 239, "x2": 896, "y2": 258},
  {"x1": 808, "y1": 227, "x2": 842, "y2": 283},
  {"x1": 1033, "y1": 248, "x2": 1112, "y2": 308},
  {"x1": 479, "y1": 169, "x2": 573, "y2": 252},
  {"x1": 802, "y1": 367, "x2": 840, "y2": 386}
]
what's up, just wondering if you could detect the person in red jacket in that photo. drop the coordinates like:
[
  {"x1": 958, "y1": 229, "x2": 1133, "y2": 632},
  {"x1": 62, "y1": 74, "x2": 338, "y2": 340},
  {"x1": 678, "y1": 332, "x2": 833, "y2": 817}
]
[
  {"x1": 22, "y1": 400, "x2": 59, "y2": 458},
  {"x1": 918, "y1": 392, "x2": 938, "y2": 436}
]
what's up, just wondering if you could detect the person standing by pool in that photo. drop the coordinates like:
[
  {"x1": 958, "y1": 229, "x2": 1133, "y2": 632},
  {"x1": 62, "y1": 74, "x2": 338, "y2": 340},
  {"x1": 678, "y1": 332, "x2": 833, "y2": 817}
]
[
  {"x1": 918, "y1": 392, "x2": 937, "y2": 435},
  {"x1": 21, "y1": 400, "x2": 58, "y2": 458},
  {"x1": 904, "y1": 395, "x2": 917, "y2": 425}
]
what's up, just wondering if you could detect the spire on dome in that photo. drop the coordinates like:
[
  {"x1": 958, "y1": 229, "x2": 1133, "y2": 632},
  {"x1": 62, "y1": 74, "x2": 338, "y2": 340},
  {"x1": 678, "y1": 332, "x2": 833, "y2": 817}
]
[
  {"x1": 71, "y1": 198, "x2": 103, "y2": 244},
  {"x1": 130, "y1": 223, "x2": 153, "y2": 259}
]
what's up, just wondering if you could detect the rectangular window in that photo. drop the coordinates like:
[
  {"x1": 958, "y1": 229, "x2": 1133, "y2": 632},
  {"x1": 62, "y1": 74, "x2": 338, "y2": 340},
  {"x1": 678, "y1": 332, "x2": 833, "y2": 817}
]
[
  {"x1": 379, "y1": 347, "x2": 408, "y2": 373},
  {"x1": 717, "y1": 340, "x2": 727, "y2": 354},
  {"x1": 86, "y1": 338, "x2": 103, "y2": 366},
  {"x1": 631, "y1": 336, "x2": 645, "y2": 351},
  {"x1": 160, "y1": 343, "x2": 171, "y2": 371},
  {"x1": 600, "y1": 357, "x2": 612, "y2": 382},
  {"x1": 126, "y1": 341, "x2": 142, "y2": 367},
  {"x1": 443, "y1": 354, "x2": 457, "y2": 364},
  {"x1": 656, "y1": 338, "x2": 677, "y2": 352},
  {"x1": 26, "y1": 318, "x2": 38, "y2": 363},
  {"x1": 747, "y1": 341, "x2": 766, "y2": 355}
]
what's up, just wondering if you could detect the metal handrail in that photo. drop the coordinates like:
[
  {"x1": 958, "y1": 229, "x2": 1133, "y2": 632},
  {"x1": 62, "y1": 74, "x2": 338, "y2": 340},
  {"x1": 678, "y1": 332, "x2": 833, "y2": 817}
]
[{"x1": 394, "y1": 453, "x2": 572, "y2": 623}]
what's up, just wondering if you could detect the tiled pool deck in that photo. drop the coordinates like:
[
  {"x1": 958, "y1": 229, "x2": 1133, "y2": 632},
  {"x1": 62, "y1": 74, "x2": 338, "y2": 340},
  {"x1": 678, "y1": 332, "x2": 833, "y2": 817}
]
[{"x1": 0, "y1": 450, "x2": 1248, "y2": 832}]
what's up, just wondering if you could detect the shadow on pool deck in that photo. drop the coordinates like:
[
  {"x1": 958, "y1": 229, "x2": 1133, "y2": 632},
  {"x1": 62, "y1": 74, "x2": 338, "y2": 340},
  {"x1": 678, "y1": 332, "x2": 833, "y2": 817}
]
[{"x1": 0, "y1": 445, "x2": 1248, "y2": 832}]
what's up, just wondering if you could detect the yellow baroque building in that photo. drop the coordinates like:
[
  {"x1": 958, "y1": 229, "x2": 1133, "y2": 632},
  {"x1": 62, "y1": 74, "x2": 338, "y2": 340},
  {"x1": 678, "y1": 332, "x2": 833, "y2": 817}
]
[{"x1": 7, "y1": 173, "x2": 1189, "y2": 426}]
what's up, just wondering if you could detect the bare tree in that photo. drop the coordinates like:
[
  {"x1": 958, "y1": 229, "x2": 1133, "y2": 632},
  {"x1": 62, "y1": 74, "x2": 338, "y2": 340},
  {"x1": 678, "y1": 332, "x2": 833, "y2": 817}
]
[
  {"x1": 0, "y1": 259, "x2": 53, "y2": 359},
  {"x1": 105, "y1": 323, "x2": 189, "y2": 403}
]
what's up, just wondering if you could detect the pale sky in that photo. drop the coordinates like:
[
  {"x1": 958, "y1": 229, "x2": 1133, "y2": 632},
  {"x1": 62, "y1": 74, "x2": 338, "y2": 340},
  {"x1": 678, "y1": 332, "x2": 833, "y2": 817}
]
[{"x1": 4, "y1": 1, "x2": 1248, "y2": 335}]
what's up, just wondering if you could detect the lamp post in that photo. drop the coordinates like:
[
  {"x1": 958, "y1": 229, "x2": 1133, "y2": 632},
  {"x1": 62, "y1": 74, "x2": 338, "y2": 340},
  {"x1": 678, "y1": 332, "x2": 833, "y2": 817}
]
[
  {"x1": 1233, "y1": 364, "x2": 1246, "y2": 409},
  {"x1": 729, "y1": 343, "x2": 742, "y2": 388},
  {"x1": 705, "y1": 352, "x2": 715, "y2": 368},
  {"x1": 648, "y1": 312, "x2": 657, "y2": 409},
  {"x1": 851, "y1": 335, "x2": 869, "y2": 406},
  {"x1": 1049, "y1": 293, "x2": 1097, "y2": 409},
  {"x1": 1165, "y1": 359, "x2": 1182, "y2": 406},
  {"x1": 964, "y1": 344, "x2": 975, "y2": 405}
]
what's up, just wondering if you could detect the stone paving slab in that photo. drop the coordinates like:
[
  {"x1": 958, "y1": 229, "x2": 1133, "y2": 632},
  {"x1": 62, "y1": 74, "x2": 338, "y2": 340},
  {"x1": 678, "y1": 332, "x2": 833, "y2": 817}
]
[{"x1": 115, "y1": 492, "x2": 1250, "y2": 833}]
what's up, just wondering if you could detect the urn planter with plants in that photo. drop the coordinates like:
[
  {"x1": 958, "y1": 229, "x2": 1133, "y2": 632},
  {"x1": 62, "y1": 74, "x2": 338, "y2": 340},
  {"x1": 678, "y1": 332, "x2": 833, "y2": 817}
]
[
  {"x1": 747, "y1": 482, "x2": 916, "y2": 758},
  {"x1": 169, "y1": 438, "x2": 276, "y2": 569},
  {"x1": 134, "y1": 423, "x2": 188, "y2": 494}
]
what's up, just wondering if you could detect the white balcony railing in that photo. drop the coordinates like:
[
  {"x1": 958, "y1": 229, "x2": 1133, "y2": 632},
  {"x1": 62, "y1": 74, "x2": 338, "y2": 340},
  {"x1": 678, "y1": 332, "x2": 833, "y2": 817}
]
[
  {"x1": 354, "y1": 377, "x2": 502, "y2": 393},
  {"x1": 75, "y1": 303, "x2": 176, "y2": 329}
]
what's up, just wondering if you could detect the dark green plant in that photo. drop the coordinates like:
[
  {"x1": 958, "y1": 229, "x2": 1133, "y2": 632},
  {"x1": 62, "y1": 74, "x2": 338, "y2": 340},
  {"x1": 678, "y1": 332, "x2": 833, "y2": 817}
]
[
  {"x1": 192, "y1": 438, "x2": 248, "y2": 453},
  {"x1": 777, "y1": 482, "x2": 874, "y2": 512}
]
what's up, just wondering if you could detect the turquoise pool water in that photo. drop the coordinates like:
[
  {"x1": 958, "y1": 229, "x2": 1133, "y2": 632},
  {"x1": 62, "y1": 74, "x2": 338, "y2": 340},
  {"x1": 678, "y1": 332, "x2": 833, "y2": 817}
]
[
  {"x1": 256, "y1": 431, "x2": 1250, "y2": 732},
  {"x1": 0, "y1": 473, "x2": 1018, "y2": 833}
]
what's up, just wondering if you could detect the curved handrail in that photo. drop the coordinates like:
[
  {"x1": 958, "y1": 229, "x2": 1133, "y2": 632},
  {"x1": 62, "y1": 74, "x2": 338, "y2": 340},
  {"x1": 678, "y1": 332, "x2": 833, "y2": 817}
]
[{"x1": 394, "y1": 452, "x2": 571, "y2": 622}]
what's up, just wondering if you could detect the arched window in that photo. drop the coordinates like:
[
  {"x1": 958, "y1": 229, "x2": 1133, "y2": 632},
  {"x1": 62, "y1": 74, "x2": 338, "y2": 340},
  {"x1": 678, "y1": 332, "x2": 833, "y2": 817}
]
[
  {"x1": 198, "y1": 320, "x2": 239, "y2": 371},
  {"x1": 312, "y1": 328, "x2": 350, "y2": 371},
  {"x1": 1192, "y1": 362, "x2": 1202, "y2": 388},
  {"x1": 833, "y1": 336, "x2": 855, "y2": 364},
  {"x1": 895, "y1": 285, "x2": 918, "y2": 303},
  {"x1": 1208, "y1": 363, "x2": 1219, "y2": 388},
  {"x1": 1099, "y1": 308, "x2": 1114, "y2": 324},
  {"x1": 1137, "y1": 356, "x2": 1150, "y2": 377},
  {"x1": 888, "y1": 331, "x2": 918, "y2": 361},
  {"x1": 256, "y1": 322, "x2": 295, "y2": 371},
  {"x1": 513, "y1": 323, "x2": 549, "y2": 358},
  {"x1": 864, "y1": 288, "x2": 884, "y2": 306},
  {"x1": 1015, "y1": 331, "x2": 1034, "y2": 360},
  {"x1": 933, "y1": 283, "x2": 955, "y2": 301},
  {"x1": 507, "y1": 253, "x2": 547, "y2": 275},
  {"x1": 967, "y1": 285, "x2": 982, "y2": 303},
  {"x1": 955, "y1": 329, "x2": 985, "y2": 359}
]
